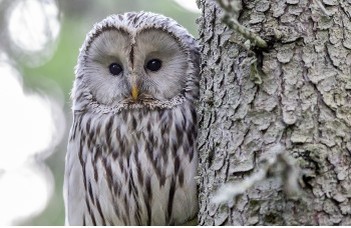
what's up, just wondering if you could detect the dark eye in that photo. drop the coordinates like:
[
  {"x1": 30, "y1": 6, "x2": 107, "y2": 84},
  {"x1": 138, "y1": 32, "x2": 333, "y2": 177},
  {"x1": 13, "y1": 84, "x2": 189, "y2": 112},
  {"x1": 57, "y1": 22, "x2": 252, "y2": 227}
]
[
  {"x1": 146, "y1": 59, "x2": 162, "y2": 72},
  {"x1": 109, "y1": 63, "x2": 123, "y2": 76}
]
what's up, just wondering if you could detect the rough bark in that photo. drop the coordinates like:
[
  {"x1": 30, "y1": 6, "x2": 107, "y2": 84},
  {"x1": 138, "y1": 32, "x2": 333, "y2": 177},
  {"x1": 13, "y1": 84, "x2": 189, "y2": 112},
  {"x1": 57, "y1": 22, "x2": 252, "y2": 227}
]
[{"x1": 197, "y1": 0, "x2": 351, "y2": 225}]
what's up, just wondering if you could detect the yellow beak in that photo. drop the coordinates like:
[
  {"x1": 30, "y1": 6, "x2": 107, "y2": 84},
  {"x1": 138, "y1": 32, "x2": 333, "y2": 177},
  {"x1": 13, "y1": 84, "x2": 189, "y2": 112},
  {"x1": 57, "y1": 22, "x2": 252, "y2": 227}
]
[{"x1": 131, "y1": 84, "x2": 139, "y2": 100}]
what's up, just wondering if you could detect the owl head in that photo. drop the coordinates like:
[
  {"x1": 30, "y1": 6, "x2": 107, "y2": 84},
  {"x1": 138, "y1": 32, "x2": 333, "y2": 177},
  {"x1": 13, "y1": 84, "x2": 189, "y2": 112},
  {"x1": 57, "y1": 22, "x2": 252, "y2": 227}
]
[{"x1": 72, "y1": 12, "x2": 200, "y2": 113}]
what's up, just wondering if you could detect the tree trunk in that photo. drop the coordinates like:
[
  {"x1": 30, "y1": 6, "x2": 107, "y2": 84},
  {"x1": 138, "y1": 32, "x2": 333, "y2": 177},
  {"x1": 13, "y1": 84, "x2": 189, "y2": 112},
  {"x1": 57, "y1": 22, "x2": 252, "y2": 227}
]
[{"x1": 197, "y1": 0, "x2": 351, "y2": 225}]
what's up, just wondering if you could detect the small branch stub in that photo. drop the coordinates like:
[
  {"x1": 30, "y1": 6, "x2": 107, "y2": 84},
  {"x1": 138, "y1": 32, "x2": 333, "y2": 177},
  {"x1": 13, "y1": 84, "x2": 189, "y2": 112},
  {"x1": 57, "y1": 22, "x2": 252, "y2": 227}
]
[{"x1": 212, "y1": 144, "x2": 302, "y2": 204}]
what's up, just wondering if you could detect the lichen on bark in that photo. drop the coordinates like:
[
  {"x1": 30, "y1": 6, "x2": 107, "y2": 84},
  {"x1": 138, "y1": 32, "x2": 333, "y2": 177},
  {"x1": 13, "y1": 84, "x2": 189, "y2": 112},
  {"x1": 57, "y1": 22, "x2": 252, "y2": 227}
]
[{"x1": 197, "y1": 0, "x2": 351, "y2": 225}]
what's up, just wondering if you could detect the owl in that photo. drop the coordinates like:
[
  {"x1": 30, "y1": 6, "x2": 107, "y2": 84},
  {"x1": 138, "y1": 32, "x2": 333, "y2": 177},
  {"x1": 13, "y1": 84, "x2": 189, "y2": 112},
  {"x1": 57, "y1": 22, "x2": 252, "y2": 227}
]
[{"x1": 63, "y1": 12, "x2": 200, "y2": 225}]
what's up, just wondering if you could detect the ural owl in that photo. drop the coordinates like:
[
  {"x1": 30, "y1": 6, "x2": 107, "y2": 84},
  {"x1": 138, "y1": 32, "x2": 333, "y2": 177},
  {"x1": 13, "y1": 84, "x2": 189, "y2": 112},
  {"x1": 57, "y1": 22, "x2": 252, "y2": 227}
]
[{"x1": 63, "y1": 12, "x2": 200, "y2": 225}]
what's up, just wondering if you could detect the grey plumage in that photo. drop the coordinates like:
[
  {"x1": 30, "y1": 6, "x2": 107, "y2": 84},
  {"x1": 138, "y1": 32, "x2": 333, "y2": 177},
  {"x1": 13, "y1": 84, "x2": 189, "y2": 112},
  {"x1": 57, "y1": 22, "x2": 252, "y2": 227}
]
[{"x1": 64, "y1": 12, "x2": 200, "y2": 225}]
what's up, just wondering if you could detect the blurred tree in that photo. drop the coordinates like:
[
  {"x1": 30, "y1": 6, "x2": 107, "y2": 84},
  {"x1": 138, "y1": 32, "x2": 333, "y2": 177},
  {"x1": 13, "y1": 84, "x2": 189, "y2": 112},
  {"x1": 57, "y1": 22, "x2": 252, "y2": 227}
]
[{"x1": 197, "y1": 0, "x2": 351, "y2": 225}]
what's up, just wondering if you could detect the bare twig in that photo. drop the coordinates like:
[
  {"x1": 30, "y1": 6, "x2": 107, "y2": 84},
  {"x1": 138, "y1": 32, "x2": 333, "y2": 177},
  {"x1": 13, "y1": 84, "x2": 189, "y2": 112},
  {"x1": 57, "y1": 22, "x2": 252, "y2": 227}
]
[
  {"x1": 216, "y1": 0, "x2": 267, "y2": 48},
  {"x1": 314, "y1": 0, "x2": 332, "y2": 17}
]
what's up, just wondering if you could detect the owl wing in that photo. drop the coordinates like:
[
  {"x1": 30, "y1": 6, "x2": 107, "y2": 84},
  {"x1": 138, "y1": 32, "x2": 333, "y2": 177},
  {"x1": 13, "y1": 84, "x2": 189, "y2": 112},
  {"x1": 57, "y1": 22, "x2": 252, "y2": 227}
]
[{"x1": 64, "y1": 128, "x2": 86, "y2": 225}]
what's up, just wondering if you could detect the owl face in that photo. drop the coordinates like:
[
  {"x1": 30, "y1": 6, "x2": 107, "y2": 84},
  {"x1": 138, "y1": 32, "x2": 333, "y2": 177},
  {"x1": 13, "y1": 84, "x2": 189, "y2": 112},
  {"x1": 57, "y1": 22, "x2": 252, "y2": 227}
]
[{"x1": 74, "y1": 12, "x2": 199, "y2": 110}]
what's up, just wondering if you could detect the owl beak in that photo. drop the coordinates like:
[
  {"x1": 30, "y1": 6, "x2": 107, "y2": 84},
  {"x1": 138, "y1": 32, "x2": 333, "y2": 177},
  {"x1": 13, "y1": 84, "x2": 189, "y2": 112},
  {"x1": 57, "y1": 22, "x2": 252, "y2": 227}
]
[{"x1": 131, "y1": 84, "x2": 139, "y2": 101}]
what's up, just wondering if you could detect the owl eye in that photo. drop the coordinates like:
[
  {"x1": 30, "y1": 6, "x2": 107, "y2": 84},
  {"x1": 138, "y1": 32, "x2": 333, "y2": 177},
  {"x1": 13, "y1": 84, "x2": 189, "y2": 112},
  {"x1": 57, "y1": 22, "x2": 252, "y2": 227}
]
[
  {"x1": 146, "y1": 59, "x2": 162, "y2": 72},
  {"x1": 109, "y1": 63, "x2": 123, "y2": 76}
]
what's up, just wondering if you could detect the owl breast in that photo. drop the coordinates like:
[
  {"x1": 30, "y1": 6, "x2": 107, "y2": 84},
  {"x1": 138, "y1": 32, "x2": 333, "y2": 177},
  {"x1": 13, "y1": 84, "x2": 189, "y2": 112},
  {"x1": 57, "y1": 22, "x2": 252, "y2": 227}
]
[{"x1": 64, "y1": 100, "x2": 198, "y2": 225}]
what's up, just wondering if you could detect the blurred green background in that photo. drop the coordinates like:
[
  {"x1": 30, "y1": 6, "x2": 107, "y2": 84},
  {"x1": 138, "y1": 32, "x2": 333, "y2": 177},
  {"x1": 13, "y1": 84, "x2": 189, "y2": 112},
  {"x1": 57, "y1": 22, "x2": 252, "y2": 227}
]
[{"x1": 0, "y1": 0, "x2": 199, "y2": 225}]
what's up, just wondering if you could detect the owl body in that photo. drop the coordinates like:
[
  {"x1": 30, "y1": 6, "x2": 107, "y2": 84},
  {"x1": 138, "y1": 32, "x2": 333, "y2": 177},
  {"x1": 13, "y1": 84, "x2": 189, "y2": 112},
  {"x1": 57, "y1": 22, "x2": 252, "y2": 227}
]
[{"x1": 64, "y1": 12, "x2": 200, "y2": 225}]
